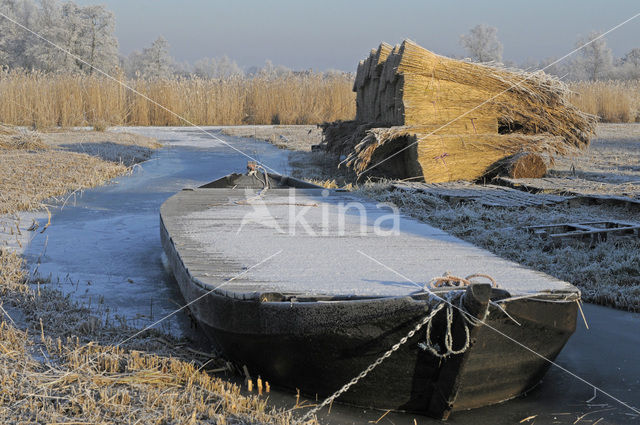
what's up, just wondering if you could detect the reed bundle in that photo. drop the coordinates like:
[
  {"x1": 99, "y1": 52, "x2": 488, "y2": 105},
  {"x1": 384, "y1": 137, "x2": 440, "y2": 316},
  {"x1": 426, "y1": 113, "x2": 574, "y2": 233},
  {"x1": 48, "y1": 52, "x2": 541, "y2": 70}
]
[
  {"x1": 326, "y1": 40, "x2": 597, "y2": 182},
  {"x1": 345, "y1": 127, "x2": 563, "y2": 182}
]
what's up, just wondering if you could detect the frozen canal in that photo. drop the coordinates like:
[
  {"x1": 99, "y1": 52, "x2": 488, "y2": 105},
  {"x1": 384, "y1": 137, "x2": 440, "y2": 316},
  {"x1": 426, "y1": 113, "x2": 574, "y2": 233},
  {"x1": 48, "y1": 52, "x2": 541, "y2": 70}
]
[
  {"x1": 22, "y1": 127, "x2": 291, "y2": 335},
  {"x1": 19, "y1": 127, "x2": 640, "y2": 424}
]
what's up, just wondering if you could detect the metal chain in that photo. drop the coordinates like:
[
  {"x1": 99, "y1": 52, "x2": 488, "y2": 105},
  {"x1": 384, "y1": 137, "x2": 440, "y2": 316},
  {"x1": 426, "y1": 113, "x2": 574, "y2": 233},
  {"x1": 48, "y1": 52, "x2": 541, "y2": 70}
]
[{"x1": 299, "y1": 302, "x2": 446, "y2": 423}]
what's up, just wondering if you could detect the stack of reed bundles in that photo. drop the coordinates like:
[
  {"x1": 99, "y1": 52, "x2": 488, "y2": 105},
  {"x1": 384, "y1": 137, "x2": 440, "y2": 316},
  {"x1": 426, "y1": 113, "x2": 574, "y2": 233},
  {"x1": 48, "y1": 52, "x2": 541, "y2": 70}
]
[{"x1": 328, "y1": 39, "x2": 597, "y2": 182}]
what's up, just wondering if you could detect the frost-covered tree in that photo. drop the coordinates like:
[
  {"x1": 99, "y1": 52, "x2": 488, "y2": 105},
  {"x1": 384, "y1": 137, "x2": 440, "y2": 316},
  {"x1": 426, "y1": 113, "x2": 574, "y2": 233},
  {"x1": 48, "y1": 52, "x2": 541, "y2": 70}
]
[
  {"x1": 460, "y1": 24, "x2": 503, "y2": 63},
  {"x1": 259, "y1": 59, "x2": 291, "y2": 77},
  {"x1": 76, "y1": 5, "x2": 118, "y2": 74},
  {"x1": 193, "y1": 55, "x2": 243, "y2": 78},
  {"x1": 611, "y1": 48, "x2": 640, "y2": 80},
  {"x1": 570, "y1": 31, "x2": 613, "y2": 81},
  {"x1": 27, "y1": 0, "x2": 68, "y2": 71},
  {"x1": 122, "y1": 50, "x2": 143, "y2": 77},
  {"x1": 0, "y1": 0, "x2": 118, "y2": 73},
  {"x1": 0, "y1": 0, "x2": 39, "y2": 69},
  {"x1": 138, "y1": 36, "x2": 174, "y2": 79},
  {"x1": 622, "y1": 48, "x2": 640, "y2": 67}
]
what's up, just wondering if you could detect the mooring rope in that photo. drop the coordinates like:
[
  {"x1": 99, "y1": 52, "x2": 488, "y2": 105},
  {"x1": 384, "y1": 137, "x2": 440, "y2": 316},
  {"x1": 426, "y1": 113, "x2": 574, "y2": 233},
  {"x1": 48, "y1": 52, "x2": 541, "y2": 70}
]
[
  {"x1": 236, "y1": 165, "x2": 271, "y2": 206},
  {"x1": 419, "y1": 294, "x2": 480, "y2": 358},
  {"x1": 428, "y1": 273, "x2": 499, "y2": 289}
]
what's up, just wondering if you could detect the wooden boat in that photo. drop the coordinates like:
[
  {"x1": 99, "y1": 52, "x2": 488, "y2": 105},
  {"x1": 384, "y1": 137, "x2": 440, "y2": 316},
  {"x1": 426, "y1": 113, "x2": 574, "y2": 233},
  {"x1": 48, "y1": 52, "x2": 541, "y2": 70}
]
[{"x1": 160, "y1": 166, "x2": 579, "y2": 420}]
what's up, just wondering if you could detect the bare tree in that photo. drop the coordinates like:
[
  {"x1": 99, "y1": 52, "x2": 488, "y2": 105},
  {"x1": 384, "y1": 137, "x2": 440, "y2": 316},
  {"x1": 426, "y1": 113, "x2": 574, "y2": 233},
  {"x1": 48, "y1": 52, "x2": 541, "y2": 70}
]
[
  {"x1": 459, "y1": 24, "x2": 503, "y2": 63},
  {"x1": 571, "y1": 31, "x2": 613, "y2": 81}
]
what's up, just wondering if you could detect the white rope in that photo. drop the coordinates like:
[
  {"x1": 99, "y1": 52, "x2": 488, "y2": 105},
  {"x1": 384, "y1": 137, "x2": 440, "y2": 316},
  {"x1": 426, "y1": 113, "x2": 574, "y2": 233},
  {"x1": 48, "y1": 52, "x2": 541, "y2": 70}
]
[
  {"x1": 240, "y1": 165, "x2": 271, "y2": 204},
  {"x1": 421, "y1": 296, "x2": 476, "y2": 358}
]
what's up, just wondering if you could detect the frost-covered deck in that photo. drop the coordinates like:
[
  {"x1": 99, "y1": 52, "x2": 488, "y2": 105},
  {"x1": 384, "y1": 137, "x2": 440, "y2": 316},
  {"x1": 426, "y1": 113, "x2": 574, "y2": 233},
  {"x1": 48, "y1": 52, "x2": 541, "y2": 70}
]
[{"x1": 160, "y1": 188, "x2": 576, "y2": 298}]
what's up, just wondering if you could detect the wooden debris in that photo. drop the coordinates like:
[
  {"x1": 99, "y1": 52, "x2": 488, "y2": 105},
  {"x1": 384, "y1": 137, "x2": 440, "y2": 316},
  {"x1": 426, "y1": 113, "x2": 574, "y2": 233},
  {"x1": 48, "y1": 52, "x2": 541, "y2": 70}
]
[
  {"x1": 391, "y1": 181, "x2": 565, "y2": 208},
  {"x1": 526, "y1": 220, "x2": 640, "y2": 243}
]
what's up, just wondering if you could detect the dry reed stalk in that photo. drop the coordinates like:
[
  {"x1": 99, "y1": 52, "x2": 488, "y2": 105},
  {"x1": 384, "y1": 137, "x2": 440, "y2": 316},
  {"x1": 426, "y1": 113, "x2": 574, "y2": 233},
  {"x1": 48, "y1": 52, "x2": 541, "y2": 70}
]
[
  {"x1": 0, "y1": 248, "x2": 27, "y2": 295},
  {"x1": 336, "y1": 40, "x2": 598, "y2": 182},
  {"x1": 0, "y1": 317, "x2": 304, "y2": 424},
  {"x1": 0, "y1": 126, "x2": 48, "y2": 150},
  {"x1": 483, "y1": 152, "x2": 548, "y2": 179}
]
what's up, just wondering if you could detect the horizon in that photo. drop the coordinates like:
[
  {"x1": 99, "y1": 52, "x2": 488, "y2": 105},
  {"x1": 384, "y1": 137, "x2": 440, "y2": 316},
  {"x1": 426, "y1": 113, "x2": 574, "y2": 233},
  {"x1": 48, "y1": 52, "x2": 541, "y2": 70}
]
[{"x1": 75, "y1": 0, "x2": 640, "y2": 72}]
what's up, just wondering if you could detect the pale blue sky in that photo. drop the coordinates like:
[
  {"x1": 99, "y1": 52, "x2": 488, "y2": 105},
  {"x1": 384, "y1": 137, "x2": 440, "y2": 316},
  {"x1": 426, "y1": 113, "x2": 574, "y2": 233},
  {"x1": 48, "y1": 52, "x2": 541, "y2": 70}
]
[{"x1": 78, "y1": 0, "x2": 640, "y2": 71}]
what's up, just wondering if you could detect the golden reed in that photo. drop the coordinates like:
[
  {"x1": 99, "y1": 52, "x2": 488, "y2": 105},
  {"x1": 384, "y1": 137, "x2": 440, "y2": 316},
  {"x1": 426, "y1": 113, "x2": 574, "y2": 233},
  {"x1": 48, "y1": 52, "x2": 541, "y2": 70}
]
[
  {"x1": 1, "y1": 70, "x2": 637, "y2": 127},
  {"x1": 569, "y1": 80, "x2": 640, "y2": 123},
  {"x1": 0, "y1": 70, "x2": 356, "y2": 127}
]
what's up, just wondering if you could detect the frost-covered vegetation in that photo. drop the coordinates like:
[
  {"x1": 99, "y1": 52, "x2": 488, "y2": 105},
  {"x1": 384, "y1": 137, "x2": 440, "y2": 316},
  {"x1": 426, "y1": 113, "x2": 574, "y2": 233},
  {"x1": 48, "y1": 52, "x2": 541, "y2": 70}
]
[
  {"x1": 360, "y1": 184, "x2": 640, "y2": 312},
  {"x1": 0, "y1": 0, "x2": 118, "y2": 73}
]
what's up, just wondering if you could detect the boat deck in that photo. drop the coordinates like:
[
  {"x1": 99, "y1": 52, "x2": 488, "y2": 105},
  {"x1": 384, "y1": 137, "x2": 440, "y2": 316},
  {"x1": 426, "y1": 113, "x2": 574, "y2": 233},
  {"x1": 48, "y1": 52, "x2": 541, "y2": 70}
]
[{"x1": 160, "y1": 188, "x2": 576, "y2": 299}]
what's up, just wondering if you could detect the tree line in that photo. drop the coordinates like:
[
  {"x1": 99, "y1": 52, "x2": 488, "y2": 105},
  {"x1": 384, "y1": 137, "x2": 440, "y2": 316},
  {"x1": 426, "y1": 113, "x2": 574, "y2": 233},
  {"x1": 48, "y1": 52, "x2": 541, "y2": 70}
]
[
  {"x1": 0, "y1": 0, "x2": 291, "y2": 79},
  {"x1": 460, "y1": 24, "x2": 640, "y2": 81},
  {"x1": 0, "y1": 0, "x2": 638, "y2": 81}
]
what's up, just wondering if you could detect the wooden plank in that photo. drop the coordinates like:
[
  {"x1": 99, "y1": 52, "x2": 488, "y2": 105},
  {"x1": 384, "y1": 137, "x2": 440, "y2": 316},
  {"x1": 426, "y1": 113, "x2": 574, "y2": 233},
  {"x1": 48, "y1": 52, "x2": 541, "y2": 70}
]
[
  {"x1": 391, "y1": 182, "x2": 565, "y2": 208},
  {"x1": 526, "y1": 220, "x2": 640, "y2": 240}
]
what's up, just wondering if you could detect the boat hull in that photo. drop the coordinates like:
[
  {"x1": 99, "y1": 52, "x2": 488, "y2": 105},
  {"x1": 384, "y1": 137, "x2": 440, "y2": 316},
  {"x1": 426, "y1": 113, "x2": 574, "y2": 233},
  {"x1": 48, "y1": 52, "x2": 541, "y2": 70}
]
[{"x1": 160, "y1": 217, "x2": 577, "y2": 418}]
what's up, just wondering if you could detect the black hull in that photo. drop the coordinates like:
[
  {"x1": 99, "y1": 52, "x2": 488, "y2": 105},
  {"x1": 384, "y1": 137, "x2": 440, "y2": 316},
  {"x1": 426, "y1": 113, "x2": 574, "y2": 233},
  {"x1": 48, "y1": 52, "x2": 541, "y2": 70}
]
[{"x1": 160, "y1": 217, "x2": 577, "y2": 419}]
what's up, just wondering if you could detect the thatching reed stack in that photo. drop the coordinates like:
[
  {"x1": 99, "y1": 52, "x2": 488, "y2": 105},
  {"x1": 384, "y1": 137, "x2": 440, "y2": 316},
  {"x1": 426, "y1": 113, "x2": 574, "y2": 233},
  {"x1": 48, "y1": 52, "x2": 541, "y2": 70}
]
[{"x1": 326, "y1": 39, "x2": 597, "y2": 182}]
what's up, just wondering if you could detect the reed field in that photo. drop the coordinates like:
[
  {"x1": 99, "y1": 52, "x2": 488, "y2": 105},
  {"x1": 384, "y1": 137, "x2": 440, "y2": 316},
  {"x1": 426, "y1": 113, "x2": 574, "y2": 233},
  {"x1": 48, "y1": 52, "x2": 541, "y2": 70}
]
[
  {"x1": 1, "y1": 70, "x2": 639, "y2": 128},
  {"x1": 569, "y1": 80, "x2": 640, "y2": 123},
  {"x1": 0, "y1": 70, "x2": 356, "y2": 128}
]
